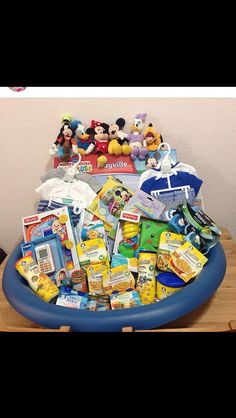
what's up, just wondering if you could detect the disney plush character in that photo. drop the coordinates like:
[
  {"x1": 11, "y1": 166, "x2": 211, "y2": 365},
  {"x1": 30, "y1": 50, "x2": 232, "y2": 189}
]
[
  {"x1": 50, "y1": 114, "x2": 72, "y2": 152},
  {"x1": 49, "y1": 115, "x2": 78, "y2": 161},
  {"x1": 71, "y1": 120, "x2": 94, "y2": 156},
  {"x1": 145, "y1": 151, "x2": 161, "y2": 169},
  {"x1": 108, "y1": 118, "x2": 131, "y2": 156},
  {"x1": 143, "y1": 123, "x2": 163, "y2": 151},
  {"x1": 86, "y1": 120, "x2": 110, "y2": 168},
  {"x1": 127, "y1": 113, "x2": 148, "y2": 160}
]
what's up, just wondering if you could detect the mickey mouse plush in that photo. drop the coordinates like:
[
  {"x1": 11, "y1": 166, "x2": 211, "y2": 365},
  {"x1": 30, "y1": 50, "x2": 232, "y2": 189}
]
[
  {"x1": 108, "y1": 118, "x2": 131, "y2": 156},
  {"x1": 86, "y1": 120, "x2": 110, "y2": 167},
  {"x1": 145, "y1": 151, "x2": 161, "y2": 169}
]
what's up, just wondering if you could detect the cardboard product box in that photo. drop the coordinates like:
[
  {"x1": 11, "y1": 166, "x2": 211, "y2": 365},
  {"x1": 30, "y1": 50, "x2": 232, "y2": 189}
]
[
  {"x1": 22, "y1": 206, "x2": 80, "y2": 272},
  {"x1": 112, "y1": 211, "x2": 141, "y2": 273}
]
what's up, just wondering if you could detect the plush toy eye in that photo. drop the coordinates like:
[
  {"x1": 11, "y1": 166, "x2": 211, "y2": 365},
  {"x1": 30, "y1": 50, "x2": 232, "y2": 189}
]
[{"x1": 151, "y1": 234, "x2": 155, "y2": 238}]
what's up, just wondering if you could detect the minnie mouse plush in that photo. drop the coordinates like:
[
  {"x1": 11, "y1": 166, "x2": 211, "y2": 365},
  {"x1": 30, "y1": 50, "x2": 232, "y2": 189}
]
[{"x1": 86, "y1": 120, "x2": 110, "y2": 167}]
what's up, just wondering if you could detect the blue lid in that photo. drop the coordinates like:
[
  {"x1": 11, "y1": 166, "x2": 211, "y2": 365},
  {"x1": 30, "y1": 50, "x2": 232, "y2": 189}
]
[{"x1": 157, "y1": 272, "x2": 186, "y2": 288}]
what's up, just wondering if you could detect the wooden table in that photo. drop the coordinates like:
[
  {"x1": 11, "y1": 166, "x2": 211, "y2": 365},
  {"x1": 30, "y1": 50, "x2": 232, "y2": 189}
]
[{"x1": 1, "y1": 229, "x2": 236, "y2": 332}]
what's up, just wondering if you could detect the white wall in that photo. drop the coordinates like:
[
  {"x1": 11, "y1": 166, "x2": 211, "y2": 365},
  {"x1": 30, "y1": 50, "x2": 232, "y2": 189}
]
[{"x1": 1, "y1": 97, "x2": 236, "y2": 254}]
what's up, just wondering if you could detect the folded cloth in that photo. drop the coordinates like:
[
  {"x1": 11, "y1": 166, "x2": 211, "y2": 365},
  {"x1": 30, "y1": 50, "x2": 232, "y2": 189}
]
[
  {"x1": 139, "y1": 161, "x2": 200, "y2": 188},
  {"x1": 141, "y1": 171, "x2": 203, "y2": 198},
  {"x1": 35, "y1": 178, "x2": 97, "y2": 209},
  {"x1": 40, "y1": 168, "x2": 101, "y2": 193},
  {"x1": 37, "y1": 199, "x2": 82, "y2": 227},
  {"x1": 156, "y1": 188, "x2": 196, "y2": 221}
]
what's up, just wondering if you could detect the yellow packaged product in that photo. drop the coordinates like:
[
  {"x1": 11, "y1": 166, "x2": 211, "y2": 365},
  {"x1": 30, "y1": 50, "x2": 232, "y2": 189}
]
[
  {"x1": 86, "y1": 264, "x2": 107, "y2": 294},
  {"x1": 15, "y1": 256, "x2": 59, "y2": 303},
  {"x1": 103, "y1": 265, "x2": 135, "y2": 295},
  {"x1": 169, "y1": 242, "x2": 208, "y2": 282},
  {"x1": 77, "y1": 238, "x2": 110, "y2": 268},
  {"x1": 88, "y1": 176, "x2": 133, "y2": 232},
  {"x1": 110, "y1": 290, "x2": 142, "y2": 310},
  {"x1": 136, "y1": 251, "x2": 157, "y2": 304},
  {"x1": 157, "y1": 232, "x2": 185, "y2": 272}
]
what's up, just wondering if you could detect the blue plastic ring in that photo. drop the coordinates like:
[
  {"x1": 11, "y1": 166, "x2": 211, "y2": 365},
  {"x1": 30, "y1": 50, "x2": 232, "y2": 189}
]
[{"x1": 2, "y1": 241, "x2": 226, "y2": 332}]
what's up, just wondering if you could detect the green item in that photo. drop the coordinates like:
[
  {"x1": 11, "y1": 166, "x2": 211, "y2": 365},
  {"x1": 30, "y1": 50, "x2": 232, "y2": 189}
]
[
  {"x1": 139, "y1": 220, "x2": 169, "y2": 252},
  {"x1": 118, "y1": 242, "x2": 135, "y2": 258}
]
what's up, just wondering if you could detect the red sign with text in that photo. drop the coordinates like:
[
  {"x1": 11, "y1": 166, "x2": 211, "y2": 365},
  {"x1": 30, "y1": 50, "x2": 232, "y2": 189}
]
[{"x1": 54, "y1": 154, "x2": 137, "y2": 175}]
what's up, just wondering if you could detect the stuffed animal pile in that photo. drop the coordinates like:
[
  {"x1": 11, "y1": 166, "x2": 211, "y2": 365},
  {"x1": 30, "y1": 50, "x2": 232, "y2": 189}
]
[{"x1": 49, "y1": 113, "x2": 163, "y2": 168}]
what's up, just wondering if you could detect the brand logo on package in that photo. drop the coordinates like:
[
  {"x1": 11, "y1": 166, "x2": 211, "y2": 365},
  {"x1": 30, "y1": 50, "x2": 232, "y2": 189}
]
[
  {"x1": 77, "y1": 161, "x2": 93, "y2": 173},
  {"x1": 23, "y1": 216, "x2": 39, "y2": 224},
  {"x1": 120, "y1": 211, "x2": 140, "y2": 223}
]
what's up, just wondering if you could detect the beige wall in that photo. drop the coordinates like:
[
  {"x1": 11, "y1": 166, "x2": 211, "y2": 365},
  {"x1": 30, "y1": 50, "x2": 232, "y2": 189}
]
[{"x1": 1, "y1": 97, "x2": 236, "y2": 254}]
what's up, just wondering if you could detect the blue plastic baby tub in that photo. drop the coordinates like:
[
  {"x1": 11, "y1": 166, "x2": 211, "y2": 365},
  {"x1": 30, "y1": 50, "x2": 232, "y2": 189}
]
[{"x1": 2, "y1": 241, "x2": 226, "y2": 332}]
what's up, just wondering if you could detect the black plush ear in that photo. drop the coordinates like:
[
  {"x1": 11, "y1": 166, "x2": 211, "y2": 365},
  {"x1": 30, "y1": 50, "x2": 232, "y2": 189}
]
[
  {"x1": 116, "y1": 118, "x2": 125, "y2": 129},
  {"x1": 101, "y1": 123, "x2": 110, "y2": 133},
  {"x1": 148, "y1": 123, "x2": 153, "y2": 127},
  {"x1": 145, "y1": 155, "x2": 150, "y2": 164},
  {"x1": 86, "y1": 127, "x2": 94, "y2": 135},
  {"x1": 160, "y1": 135, "x2": 164, "y2": 143}
]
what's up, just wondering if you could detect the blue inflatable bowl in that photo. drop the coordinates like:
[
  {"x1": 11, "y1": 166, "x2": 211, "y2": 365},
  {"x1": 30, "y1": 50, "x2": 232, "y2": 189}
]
[{"x1": 2, "y1": 241, "x2": 226, "y2": 332}]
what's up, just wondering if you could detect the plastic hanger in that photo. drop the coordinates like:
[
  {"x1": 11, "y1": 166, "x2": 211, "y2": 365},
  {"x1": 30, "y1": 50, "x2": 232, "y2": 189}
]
[
  {"x1": 48, "y1": 155, "x2": 84, "y2": 214},
  {"x1": 151, "y1": 142, "x2": 190, "y2": 199},
  {"x1": 62, "y1": 154, "x2": 82, "y2": 183},
  {"x1": 158, "y1": 142, "x2": 177, "y2": 173}
]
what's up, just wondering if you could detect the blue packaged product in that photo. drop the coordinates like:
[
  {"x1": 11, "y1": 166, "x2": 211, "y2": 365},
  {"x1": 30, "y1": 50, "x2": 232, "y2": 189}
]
[
  {"x1": 111, "y1": 253, "x2": 128, "y2": 268},
  {"x1": 56, "y1": 291, "x2": 88, "y2": 309},
  {"x1": 156, "y1": 272, "x2": 186, "y2": 300}
]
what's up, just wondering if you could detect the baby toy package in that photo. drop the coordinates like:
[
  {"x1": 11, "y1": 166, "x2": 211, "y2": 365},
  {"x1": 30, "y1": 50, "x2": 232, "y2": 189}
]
[
  {"x1": 22, "y1": 206, "x2": 80, "y2": 273},
  {"x1": 88, "y1": 176, "x2": 134, "y2": 232}
]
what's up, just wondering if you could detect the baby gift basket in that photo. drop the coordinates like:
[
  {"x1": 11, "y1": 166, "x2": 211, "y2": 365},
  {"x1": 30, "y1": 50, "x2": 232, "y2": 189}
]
[{"x1": 2, "y1": 113, "x2": 226, "y2": 332}]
